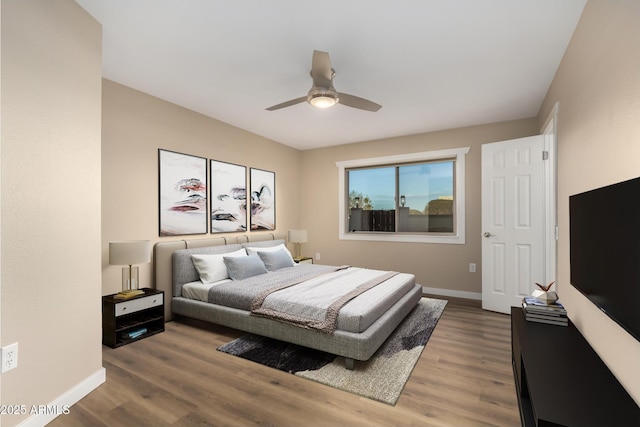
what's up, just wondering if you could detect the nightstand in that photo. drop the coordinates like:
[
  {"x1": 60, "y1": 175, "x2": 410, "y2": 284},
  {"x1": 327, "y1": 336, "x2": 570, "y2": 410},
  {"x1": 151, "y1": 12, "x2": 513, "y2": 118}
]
[
  {"x1": 102, "y1": 288, "x2": 164, "y2": 348},
  {"x1": 294, "y1": 257, "x2": 313, "y2": 264}
]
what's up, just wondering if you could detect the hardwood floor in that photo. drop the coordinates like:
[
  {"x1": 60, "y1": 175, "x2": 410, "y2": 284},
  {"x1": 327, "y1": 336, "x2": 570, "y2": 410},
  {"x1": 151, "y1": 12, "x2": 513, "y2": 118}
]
[{"x1": 48, "y1": 297, "x2": 520, "y2": 427}]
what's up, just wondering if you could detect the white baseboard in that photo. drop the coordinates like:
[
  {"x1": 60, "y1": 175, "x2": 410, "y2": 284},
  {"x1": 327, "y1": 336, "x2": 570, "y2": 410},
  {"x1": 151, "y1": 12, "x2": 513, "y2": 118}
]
[
  {"x1": 18, "y1": 367, "x2": 106, "y2": 427},
  {"x1": 421, "y1": 285, "x2": 482, "y2": 301}
]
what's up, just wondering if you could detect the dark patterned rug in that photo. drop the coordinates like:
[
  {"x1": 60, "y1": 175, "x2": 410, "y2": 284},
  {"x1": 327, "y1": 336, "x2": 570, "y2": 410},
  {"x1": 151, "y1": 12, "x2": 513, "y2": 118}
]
[{"x1": 217, "y1": 298, "x2": 447, "y2": 405}]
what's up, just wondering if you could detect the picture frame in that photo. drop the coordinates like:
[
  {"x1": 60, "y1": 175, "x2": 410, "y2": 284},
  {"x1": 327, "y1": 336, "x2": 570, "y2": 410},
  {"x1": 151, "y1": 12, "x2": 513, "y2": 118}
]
[
  {"x1": 249, "y1": 168, "x2": 275, "y2": 230},
  {"x1": 158, "y1": 149, "x2": 208, "y2": 236},
  {"x1": 210, "y1": 160, "x2": 247, "y2": 233}
]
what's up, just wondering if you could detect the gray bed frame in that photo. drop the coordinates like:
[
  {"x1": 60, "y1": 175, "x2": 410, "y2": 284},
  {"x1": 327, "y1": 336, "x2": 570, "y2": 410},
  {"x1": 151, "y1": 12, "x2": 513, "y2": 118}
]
[{"x1": 153, "y1": 233, "x2": 422, "y2": 369}]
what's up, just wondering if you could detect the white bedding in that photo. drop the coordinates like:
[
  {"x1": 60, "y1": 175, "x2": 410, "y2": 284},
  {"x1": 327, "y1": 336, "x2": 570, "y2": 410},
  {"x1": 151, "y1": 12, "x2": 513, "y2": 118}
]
[{"x1": 182, "y1": 279, "x2": 231, "y2": 301}]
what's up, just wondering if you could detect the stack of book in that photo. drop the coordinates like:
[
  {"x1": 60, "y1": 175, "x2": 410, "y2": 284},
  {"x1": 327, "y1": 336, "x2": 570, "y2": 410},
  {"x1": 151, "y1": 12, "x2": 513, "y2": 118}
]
[
  {"x1": 123, "y1": 328, "x2": 147, "y2": 340},
  {"x1": 114, "y1": 289, "x2": 145, "y2": 300},
  {"x1": 522, "y1": 297, "x2": 568, "y2": 326}
]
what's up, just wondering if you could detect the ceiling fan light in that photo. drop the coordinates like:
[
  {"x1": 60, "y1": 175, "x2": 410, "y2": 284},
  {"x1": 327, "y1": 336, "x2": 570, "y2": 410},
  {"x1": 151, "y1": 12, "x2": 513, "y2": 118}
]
[{"x1": 309, "y1": 94, "x2": 337, "y2": 109}]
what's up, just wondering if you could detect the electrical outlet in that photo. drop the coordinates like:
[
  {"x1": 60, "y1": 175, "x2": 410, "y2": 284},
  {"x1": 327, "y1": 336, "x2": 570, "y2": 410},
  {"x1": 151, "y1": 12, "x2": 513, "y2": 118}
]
[
  {"x1": 2, "y1": 343, "x2": 18, "y2": 373},
  {"x1": 469, "y1": 263, "x2": 477, "y2": 273},
  {"x1": 315, "y1": 252, "x2": 321, "y2": 260}
]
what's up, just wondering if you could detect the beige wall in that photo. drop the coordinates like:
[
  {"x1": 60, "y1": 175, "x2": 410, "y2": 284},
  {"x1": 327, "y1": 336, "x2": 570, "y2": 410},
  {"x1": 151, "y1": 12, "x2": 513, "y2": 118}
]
[
  {"x1": 1, "y1": 1, "x2": 104, "y2": 426},
  {"x1": 2, "y1": 1, "x2": 636, "y2": 424},
  {"x1": 299, "y1": 119, "x2": 538, "y2": 296},
  {"x1": 538, "y1": 0, "x2": 640, "y2": 403},
  {"x1": 98, "y1": 0, "x2": 640, "y2": 406},
  {"x1": 101, "y1": 80, "x2": 302, "y2": 296}
]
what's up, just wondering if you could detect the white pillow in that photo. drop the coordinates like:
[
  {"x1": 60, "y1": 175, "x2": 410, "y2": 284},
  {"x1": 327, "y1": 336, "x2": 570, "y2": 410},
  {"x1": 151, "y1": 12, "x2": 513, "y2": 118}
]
[
  {"x1": 245, "y1": 243, "x2": 295, "y2": 263},
  {"x1": 191, "y1": 248, "x2": 247, "y2": 284}
]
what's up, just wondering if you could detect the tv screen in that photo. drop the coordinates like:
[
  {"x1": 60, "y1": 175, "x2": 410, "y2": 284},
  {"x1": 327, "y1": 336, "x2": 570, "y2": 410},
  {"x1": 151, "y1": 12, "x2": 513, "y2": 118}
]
[{"x1": 569, "y1": 177, "x2": 640, "y2": 342}]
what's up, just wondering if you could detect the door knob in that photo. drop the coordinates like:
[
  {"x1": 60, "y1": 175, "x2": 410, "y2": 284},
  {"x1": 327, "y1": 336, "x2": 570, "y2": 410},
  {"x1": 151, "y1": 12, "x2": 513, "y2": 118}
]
[{"x1": 483, "y1": 232, "x2": 493, "y2": 238}]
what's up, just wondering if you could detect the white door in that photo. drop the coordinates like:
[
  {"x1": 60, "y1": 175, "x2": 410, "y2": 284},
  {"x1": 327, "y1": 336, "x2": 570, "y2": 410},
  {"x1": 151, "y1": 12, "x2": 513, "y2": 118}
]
[{"x1": 481, "y1": 136, "x2": 546, "y2": 314}]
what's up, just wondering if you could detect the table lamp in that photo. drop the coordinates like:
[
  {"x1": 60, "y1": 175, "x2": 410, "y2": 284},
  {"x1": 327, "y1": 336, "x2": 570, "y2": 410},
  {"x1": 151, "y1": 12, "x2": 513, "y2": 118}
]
[
  {"x1": 288, "y1": 230, "x2": 307, "y2": 260},
  {"x1": 109, "y1": 240, "x2": 151, "y2": 294}
]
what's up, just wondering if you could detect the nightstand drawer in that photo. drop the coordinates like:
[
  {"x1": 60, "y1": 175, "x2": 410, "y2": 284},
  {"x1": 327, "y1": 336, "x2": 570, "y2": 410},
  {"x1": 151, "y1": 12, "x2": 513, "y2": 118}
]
[{"x1": 115, "y1": 293, "x2": 164, "y2": 317}]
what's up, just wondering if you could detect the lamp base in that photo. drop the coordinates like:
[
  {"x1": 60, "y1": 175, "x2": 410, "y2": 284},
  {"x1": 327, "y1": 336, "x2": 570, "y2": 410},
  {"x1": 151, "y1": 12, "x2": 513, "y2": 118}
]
[
  {"x1": 121, "y1": 266, "x2": 140, "y2": 292},
  {"x1": 294, "y1": 242, "x2": 301, "y2": 259}
]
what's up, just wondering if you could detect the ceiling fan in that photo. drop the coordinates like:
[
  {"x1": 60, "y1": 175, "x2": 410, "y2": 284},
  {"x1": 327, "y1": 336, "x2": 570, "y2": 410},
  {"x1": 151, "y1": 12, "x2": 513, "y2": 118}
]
[{"x1": 266, "y1": 50, "x2": 382, "y2": 112}]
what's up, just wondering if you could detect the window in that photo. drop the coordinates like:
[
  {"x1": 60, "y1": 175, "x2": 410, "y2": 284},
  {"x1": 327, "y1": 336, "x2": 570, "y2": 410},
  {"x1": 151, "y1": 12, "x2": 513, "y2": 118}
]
[{"x1": 337, "y1": 147, "x2": 469, "y2": 244}]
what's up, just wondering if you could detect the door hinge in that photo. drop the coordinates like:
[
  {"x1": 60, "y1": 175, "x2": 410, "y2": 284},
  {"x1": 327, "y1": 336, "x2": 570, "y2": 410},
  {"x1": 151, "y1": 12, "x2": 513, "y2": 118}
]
[{"x1": 542, "y1": 150, "x2": 549, "y2": 160}]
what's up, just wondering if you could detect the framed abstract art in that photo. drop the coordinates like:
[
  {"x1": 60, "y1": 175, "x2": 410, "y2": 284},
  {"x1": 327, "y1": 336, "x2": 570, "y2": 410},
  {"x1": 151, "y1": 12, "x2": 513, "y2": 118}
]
[
  {"x1": 210, "y1": 160, "x2": 247, "y2": 233},
  {"x1": 158, "y1": 149, "x2": 207, "y2": 236},
  {"x1": 249, "y1": 168, "x2": 275, "y2": 230}
]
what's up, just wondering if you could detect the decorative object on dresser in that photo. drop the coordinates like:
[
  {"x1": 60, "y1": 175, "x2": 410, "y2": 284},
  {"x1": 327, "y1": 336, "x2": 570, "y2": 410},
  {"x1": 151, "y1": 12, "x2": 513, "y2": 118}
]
[
  {"x1": 102, "y1": 288, "x2": 164, "y2": 348},
  {"x1": 531, "y1": 280, "x2": 558, "y2": 304},
  {"x1": 521, "y1": 297, "x2": 568, "y2": 326},
  {"x1": 109, "y1": 240, "x2": 151, "y2": 296},
  {"x1": 288, "y1": 229, "x2": 307, "y2": 260}
]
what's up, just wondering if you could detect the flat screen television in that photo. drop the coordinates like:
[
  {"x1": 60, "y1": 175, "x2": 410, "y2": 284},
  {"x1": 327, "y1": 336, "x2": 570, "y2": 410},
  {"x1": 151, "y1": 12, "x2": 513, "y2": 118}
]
[{"x1": 569, "y1": 176, "x2": 640, "y2": 342}]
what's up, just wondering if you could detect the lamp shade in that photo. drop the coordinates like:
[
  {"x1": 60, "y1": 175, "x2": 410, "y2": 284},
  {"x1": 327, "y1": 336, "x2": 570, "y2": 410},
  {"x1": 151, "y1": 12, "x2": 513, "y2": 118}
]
[
  {"x1": 288, "y1": 230, "x2": 308, "y2": 243},
  {"x1": 109, "y1": 240, "x2": 151, "y2": 265}
]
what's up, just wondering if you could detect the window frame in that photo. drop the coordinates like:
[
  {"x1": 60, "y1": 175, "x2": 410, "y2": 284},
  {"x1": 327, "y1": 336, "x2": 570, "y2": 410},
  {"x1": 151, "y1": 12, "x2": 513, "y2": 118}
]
[{"x1": 336, "y1": 147, "x2": 470, "y2": 244}]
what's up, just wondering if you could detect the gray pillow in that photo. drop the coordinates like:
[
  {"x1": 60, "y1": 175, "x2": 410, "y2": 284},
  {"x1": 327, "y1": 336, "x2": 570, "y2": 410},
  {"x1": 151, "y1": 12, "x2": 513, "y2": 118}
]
[
  {"x1": 223, "y1": 253, "x2": 267, "y2": 280},
  {"x1": 258, "y1": 248, "x2": 295, "y2": 271}
]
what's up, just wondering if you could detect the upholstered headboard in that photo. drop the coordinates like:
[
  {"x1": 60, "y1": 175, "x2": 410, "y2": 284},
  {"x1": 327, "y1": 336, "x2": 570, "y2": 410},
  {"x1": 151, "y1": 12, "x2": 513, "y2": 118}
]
[{"x1": 153, "y1": 233, "x2": 286, "y2": 321}]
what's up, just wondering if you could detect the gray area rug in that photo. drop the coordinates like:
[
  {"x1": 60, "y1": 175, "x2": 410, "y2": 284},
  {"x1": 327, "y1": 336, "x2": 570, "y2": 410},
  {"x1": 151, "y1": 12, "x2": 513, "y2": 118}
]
[{"x1": 217, "y1": 297, "x2": 447, "y2": 405}]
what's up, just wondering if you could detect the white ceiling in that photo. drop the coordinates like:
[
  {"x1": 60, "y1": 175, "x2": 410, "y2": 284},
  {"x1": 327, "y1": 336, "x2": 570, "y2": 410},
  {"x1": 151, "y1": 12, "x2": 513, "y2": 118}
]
[{"x1": 76, "y1": 0, "x2": 586, "y2": 150}]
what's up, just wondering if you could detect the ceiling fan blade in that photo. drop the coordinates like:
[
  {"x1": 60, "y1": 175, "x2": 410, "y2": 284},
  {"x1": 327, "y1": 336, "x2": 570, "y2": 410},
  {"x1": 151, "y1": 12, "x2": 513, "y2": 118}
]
[
  {"x1": 265, "y1": 96, "x2": 307, "y2": 111},
  {"x1": 311, "y1": 50, "x2": 333, "y2": 88},
  {"x1": 338, "y1": 93, "x2": 382, "y2": 112}
]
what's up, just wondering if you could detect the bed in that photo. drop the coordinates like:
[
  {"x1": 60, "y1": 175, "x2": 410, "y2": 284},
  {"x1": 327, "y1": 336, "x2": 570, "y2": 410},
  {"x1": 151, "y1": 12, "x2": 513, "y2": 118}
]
[{"x1": 153, "y1": 234, "x2": 422, "y2": 369}]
